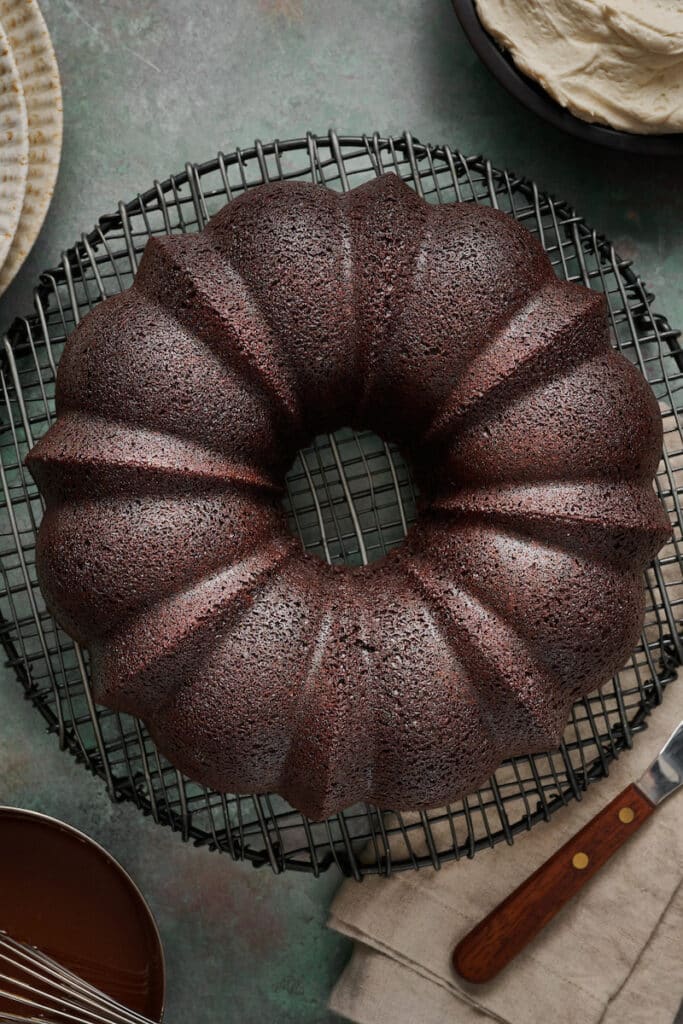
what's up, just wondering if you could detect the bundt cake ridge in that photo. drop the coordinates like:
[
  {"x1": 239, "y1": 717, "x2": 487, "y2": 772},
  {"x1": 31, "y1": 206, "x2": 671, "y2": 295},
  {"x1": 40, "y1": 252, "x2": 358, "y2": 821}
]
[{"x1": 135, "y1": 233, "x2": 304, "y2": 431}]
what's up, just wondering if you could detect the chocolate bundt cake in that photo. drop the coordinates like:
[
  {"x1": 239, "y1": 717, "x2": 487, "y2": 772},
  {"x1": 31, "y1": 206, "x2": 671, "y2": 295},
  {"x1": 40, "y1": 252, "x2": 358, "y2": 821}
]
[{"x1": 27, "y1": 174, "x2": 670, "y2": 819}]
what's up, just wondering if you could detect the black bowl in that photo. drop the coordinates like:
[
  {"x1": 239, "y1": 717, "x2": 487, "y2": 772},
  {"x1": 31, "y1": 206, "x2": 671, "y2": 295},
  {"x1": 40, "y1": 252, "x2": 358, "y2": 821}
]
[{"x1": 452, "y1": 0, "x2": 683, "y2": 157}]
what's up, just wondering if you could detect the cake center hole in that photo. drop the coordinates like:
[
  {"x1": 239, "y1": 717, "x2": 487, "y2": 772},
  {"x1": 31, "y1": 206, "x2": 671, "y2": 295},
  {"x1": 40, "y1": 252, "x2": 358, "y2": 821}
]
[{"x1": 282, "y1": 428, "x2": 418, "y2": 567}]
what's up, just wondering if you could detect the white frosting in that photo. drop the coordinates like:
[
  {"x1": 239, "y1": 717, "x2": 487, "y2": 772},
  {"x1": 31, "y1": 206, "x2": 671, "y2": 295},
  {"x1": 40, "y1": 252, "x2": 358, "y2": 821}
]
[{"x1": 475, "y1": 0, "x2": 683, "y2": 134}]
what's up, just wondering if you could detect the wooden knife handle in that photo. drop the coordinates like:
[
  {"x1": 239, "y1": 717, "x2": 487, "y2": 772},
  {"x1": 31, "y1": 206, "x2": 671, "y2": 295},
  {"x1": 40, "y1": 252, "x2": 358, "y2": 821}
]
[{"x1": 452, "y1": 783, "x2": 655, "y2": 984}]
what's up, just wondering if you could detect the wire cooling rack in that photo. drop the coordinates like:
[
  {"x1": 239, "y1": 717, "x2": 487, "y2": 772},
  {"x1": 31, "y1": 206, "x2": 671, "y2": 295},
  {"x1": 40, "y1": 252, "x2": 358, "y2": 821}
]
[{"x1": 1, "y1": 132, "x2": 682, "y2": 877}]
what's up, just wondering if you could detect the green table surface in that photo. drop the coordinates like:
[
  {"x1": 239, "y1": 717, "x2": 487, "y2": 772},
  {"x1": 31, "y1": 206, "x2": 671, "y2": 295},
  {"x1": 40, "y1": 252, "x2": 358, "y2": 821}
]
[{"x1": 0, "y1": 2, "x2": 680, "y2": 1022}]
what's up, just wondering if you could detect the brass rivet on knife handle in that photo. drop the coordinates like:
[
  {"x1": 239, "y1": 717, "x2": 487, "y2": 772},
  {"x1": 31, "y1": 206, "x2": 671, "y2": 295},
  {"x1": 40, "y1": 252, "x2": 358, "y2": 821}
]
[
  {"x1": 618, "y1": 806, "x2": 635, "y2": 824},
  {"x1": 571, "y1": 851, "x2": 589, "y2": 870}
]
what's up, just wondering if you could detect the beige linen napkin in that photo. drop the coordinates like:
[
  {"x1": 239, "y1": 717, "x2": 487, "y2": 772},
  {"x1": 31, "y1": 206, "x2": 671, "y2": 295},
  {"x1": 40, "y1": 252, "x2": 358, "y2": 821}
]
[
  {"x1": 330, "y1": 880, "x2": 683, "y2": 1024},
  {"x1": 329, "y1": 683, "x2": 683, "y2": 1024}
]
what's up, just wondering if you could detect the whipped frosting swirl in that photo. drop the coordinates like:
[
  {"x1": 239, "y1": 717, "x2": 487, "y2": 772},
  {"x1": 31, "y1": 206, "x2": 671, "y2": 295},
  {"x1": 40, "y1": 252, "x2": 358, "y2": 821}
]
[{"x1": 476, "y1": 0, "x2": 683, "y2": 134}]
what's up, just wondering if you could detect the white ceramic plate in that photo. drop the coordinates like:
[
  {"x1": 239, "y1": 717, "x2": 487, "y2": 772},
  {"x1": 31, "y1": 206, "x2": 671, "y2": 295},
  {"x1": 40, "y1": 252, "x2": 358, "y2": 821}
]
[
  {"x1": 0, "y1": 0, "x2": 62, "y2": 295},
  {"x1": 0, "y1": 16, "x2": 28, "y2": 271}
]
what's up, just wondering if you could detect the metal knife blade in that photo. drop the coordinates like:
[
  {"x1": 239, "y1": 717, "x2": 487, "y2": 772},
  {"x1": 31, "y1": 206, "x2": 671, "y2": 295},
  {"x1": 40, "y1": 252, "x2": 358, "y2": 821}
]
[{"x1": 635, "y1": 719, "x2": 683, "y2": 806}]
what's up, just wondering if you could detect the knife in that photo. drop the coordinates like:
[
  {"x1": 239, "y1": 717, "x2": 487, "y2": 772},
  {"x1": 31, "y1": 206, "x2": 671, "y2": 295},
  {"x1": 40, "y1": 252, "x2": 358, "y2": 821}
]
[{"x1": 453, "y1": 719, "x2": 683, "y2": 984}]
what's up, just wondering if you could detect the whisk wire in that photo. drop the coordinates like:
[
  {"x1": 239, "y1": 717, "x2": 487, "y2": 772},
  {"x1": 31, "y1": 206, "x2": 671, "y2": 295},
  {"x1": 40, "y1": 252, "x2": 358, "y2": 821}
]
[
  {"x1": 0, "y1": 935, "x2": 157, "y2": 1024},
  {"x1": 0, "y1": 939, "x2": 143, "y2": 1023}
]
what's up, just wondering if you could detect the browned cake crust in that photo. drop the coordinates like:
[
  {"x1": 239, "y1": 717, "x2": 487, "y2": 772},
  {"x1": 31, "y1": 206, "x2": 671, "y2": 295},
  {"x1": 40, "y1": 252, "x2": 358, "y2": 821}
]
[{"x1": 26, "y1": 175, "x2": 671, "y2": 819}]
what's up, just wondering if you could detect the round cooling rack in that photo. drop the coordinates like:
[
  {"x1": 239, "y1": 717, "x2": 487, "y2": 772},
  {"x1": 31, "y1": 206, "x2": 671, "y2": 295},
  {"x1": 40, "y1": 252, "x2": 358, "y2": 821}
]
[{"x1": 0, "y1": 132, "x2": 681, "y2": 878}]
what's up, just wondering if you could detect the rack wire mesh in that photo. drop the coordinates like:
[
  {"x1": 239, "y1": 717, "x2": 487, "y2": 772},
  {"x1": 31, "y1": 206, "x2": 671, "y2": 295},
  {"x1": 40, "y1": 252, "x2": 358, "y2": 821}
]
[{"x1": 1, "y1": 131, "x2": 681, "y2": 877}]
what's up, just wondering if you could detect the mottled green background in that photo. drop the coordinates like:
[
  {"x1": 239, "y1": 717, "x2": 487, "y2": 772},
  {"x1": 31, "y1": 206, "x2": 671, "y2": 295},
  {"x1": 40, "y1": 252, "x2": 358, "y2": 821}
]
[{"x1": 0, "y1": 2, "x2": 680, "y2": 1022}]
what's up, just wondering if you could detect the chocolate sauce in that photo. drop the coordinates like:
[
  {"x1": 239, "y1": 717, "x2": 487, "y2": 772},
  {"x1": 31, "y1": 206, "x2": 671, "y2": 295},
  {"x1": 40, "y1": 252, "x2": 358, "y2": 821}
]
[{"x1": 0, "y1": 808, "x2": 164, "y2": 1019}]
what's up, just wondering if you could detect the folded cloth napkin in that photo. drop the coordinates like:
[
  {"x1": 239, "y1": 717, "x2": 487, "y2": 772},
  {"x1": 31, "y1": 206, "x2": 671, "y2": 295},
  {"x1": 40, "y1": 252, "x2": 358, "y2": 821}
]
[
  {"x1": 330, "y1": 881, "x2": 683, "y2": 1024},
  {"x1": 329, "y1": 679, "x2": 683, "y2": 1024}
]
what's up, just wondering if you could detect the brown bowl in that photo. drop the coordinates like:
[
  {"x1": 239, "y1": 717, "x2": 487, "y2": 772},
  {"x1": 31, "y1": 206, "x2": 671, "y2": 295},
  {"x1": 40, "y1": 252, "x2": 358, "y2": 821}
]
[{"x1": 0, "y1": 806, "x2": 165, "y2": 1020}]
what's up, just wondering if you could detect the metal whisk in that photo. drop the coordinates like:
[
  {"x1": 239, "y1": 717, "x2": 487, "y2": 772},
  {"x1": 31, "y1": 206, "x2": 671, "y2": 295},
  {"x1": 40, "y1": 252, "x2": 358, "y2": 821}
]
[{"x1": 0, "y1": 932, "x2": 159, "y2": 1024}]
